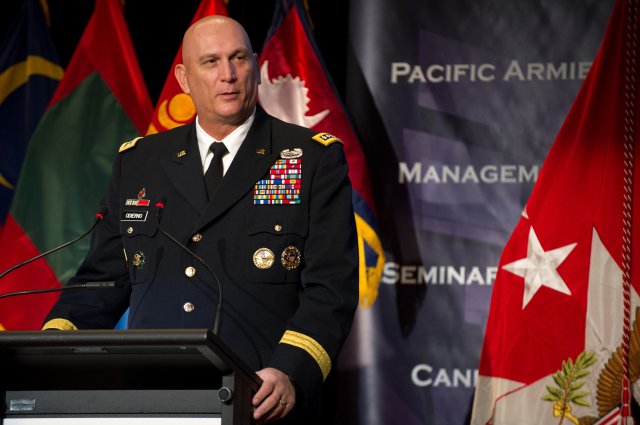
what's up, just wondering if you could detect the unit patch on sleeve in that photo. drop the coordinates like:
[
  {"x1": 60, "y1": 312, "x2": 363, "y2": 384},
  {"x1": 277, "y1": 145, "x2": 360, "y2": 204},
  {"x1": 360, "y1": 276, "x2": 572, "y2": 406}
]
[{"x1": 254, "y1": 158, "x2": 301, "y2": 205}]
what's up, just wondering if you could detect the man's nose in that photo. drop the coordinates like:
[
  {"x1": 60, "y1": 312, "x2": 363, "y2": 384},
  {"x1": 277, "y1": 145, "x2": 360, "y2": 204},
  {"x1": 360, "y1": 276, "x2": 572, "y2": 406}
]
[{"x1": 220, "y1": 60, "x2": 236, "y2": 82}]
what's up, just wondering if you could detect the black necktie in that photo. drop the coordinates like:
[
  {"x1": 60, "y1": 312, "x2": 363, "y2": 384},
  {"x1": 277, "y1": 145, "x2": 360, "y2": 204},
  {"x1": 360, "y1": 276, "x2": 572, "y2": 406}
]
[{"x1": 204, "y1": 142, "x2": 228, "y2": 200}]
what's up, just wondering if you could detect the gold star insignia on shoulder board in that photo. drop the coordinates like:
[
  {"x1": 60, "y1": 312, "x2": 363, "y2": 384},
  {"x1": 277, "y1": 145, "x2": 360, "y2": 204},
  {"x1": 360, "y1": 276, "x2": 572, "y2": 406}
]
[
  {"x1": 119, "y1": 136, "x2": 144, "y2": 153},
  {"x1": 312, "y1": 132, "x2": 343, "y2": 147}
]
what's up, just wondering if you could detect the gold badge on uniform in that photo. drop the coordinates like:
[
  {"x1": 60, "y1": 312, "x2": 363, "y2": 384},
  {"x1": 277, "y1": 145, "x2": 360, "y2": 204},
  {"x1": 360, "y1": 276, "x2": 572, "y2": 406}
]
[
  {"x1": 132, "y1": 250, "x2": 146, "y2": 270},
  {"x1": 253, "y1": 248, "x2": 275, "y2": 269},
  {"x1": 280, "y1": 148, "x2": 302, "y2": 159},
  {"x1": 281, "y1": 246, "x2": 301, "y2": 270}
]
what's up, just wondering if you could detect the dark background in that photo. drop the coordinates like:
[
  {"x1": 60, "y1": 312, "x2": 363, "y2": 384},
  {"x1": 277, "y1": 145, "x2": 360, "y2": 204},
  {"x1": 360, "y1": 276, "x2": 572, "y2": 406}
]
[{"x1": 0, "y1": 0, "x2": 349, "y2": 105}]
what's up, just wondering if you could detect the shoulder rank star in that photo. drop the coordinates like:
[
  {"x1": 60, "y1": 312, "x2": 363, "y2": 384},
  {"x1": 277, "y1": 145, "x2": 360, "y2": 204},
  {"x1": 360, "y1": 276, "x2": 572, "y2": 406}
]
[{"x1": 280, "y1": 148, "x2": 302, "y2": 159}]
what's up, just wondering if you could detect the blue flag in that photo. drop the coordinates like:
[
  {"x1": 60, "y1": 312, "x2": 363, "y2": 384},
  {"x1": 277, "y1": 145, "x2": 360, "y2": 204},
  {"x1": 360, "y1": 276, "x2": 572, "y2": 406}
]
[{"x1": 0, "y1": 0, "x2": 63, "y2": 227}]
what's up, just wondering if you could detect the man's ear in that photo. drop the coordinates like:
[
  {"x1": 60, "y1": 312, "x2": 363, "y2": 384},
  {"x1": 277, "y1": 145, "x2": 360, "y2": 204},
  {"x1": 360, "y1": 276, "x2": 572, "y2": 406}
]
[
  {"x1": 253, "y1": 53, "x2": 261, "y2": 84},
  {"x1": 175, "y1": 64, "x2": 190, "y2": 94}
]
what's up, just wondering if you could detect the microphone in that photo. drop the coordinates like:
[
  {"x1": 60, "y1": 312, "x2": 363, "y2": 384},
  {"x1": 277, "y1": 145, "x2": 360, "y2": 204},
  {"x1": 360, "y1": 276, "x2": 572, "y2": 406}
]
[
  {"x1": 0, "y1": 281, "x2": 116, "y2": 299},
  {"x1": 0, "y1": 206, "x2": 109, "y2": 281},
  {"x1": 154, "y1": 197, "x2": 223, "y2": 335}
]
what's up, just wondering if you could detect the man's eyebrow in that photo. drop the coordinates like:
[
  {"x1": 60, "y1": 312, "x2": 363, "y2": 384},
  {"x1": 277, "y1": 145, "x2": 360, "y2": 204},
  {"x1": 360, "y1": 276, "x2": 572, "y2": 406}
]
[
  {"x1": 231, "y1": 48, "x2": 251, "y2": 56},
  {"x1": 198, "y1": 48, "x2": 250, "y2": 62},
  {"x1": 198, "y1": 53, "x2": 220, "y2": 62}
]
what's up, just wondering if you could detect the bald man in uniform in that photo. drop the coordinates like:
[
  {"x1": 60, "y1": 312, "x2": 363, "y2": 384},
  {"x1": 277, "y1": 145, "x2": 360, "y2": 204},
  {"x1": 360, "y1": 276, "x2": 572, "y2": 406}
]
[{"x1": 43, "y1": 15, "x2": 358, "y2": 424}]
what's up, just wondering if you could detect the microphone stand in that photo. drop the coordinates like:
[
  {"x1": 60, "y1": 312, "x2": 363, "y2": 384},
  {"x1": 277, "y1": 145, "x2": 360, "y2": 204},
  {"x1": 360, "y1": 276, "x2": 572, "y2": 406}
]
[
  {"x1": 0, "y1": 209, "x2": 107, "y2": 281},
  {"x1": 0, "y1": 282, "x2": 116, "y2": 299},
  {"x1": 154, "y1": 199, "x2": 223, "y2": 336}
]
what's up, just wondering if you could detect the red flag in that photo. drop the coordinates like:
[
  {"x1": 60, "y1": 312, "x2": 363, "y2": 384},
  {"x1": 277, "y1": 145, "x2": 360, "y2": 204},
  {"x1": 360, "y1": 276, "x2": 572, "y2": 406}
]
[
  {"x1": 0, "y1": 0, "x2": 152, "y2": 330},
  {"x1": 472, "y1": 0, "x2": 640, "y2": 423},
  {"x1": 146, "y1": 0, "x2": 228, "y2": 135},
  {"x1": 259, "y1": 1, "x2": 384, "y2": 306}
]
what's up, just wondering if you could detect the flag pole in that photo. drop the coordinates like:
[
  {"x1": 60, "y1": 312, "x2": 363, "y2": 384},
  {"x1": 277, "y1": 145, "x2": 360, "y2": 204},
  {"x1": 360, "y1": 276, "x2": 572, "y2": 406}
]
[{"x1": 620, "y1": 0, "x2": 638, "y2": 423}]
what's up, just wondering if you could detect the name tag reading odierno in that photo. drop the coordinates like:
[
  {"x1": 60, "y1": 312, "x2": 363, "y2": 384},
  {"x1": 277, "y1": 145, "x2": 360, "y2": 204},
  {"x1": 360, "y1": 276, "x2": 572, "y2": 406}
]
[{"x1": 121, "y1": 210, "x2": 148, "y2": 222}]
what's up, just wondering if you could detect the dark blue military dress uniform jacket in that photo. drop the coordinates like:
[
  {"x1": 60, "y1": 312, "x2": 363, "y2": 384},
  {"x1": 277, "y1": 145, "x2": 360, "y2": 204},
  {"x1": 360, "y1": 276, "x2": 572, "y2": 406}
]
[{"x1": 44, "y1": 109, "x2": 359, "y2": 419}]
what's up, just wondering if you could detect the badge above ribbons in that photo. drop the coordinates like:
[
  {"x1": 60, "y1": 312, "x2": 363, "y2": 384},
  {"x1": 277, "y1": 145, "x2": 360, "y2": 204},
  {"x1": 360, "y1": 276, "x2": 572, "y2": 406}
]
[{"x1": 253, "y1": 149, "x2": 303, "y2": 205}]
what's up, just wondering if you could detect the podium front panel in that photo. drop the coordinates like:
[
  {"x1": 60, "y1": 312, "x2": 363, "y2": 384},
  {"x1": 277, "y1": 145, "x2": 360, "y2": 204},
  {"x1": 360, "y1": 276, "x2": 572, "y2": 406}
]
[
  {"x1": 0, "y1": 330, "x2": 261, "y2": 425},
  {"x1": 3, "y1": 418, "x2": 221, "y2": 425}
]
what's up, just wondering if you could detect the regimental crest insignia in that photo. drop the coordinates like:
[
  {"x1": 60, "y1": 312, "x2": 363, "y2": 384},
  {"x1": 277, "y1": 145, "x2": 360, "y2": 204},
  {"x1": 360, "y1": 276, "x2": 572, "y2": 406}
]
[
  {"x1": 132, "y1": 250, "x2": 146, "y2": 270},
  {"x1": 125, "y1": 187, "x2": 150, "y2": 207}
]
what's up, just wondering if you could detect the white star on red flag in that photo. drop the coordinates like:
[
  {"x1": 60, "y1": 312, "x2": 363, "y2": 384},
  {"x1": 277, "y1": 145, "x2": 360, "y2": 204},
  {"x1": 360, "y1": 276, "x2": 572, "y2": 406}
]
[{"x1": 502, "y1": 226, "x2": 577, "y2": 308}]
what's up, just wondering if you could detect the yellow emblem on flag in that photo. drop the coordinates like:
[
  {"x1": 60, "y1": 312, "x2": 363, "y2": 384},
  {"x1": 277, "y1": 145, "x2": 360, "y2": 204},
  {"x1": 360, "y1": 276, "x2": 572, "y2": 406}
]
[
  {"x1": 355, "y1": 213, "x2": 385, "y2": 308},
  {"x1": 0, "y1": 55, "x2": 63, "y2": 104},
  {"x1": 148, "y1": 93, "x2": 196, "y2": 135},
  {"x1": 0, "y1": 323, "x2": 5, "y2": 331}
]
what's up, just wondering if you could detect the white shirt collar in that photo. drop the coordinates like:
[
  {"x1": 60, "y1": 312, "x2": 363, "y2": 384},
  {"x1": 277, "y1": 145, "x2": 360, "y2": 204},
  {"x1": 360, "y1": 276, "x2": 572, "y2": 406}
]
[{"x1": 196, "y1": 110, "x2": 255, "y2": 175}]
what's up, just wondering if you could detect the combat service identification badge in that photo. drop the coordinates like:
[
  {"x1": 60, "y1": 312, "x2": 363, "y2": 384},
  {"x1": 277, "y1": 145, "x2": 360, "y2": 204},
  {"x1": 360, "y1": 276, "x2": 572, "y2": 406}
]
[
  {"x1": 281, "y1": 246, "x2": 301, "y2": 270},
  {"x1": 253, "y1": 248, "x2": 275, "y2": 269}
]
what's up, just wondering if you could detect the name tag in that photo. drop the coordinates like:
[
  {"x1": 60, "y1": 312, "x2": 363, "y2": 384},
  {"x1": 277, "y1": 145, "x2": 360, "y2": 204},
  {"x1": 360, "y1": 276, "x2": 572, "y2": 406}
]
[{"x1": 121, "y1": 210, "x2": 148, "y2": 221}]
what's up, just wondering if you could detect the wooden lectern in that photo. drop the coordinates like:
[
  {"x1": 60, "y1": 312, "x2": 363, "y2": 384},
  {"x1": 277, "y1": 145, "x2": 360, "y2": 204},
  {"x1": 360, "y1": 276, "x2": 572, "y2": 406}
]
[{"x1": 0, "y1": 329, "x2": 261, "y2": 425}]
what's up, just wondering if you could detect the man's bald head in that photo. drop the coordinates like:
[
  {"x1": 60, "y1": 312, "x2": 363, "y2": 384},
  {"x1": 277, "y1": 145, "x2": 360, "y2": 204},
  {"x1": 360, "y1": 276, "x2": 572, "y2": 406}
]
[
  {"x1": 182, "y1": 16, "x2": 254, "y2": 64},
  {"x1": 174, "y1": 15, "x2": 260, "y2": 139}
]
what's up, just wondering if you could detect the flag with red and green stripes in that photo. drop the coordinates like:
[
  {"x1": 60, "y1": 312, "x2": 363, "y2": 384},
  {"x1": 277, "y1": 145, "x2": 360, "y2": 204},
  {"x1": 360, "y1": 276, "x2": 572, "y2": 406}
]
[{"x1": 0, "y1": 0, "x2": 152, "y2": 330}]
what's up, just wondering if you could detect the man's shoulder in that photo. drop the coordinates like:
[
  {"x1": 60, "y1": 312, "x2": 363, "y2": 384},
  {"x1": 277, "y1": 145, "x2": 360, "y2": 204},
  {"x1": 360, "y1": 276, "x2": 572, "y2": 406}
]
[
  {"x1": 117, "y1": 124, "x2": 193, "y2": 156},
  {"x1": 268, "y1": 116, "x2": 344, "y2": 152}
]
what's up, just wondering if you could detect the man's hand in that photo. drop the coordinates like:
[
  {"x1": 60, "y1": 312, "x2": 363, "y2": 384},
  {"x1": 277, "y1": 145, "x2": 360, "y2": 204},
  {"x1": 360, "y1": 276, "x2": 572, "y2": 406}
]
[{"x1": 252, "y1": 367, "x2": 296, "y2": 424}]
